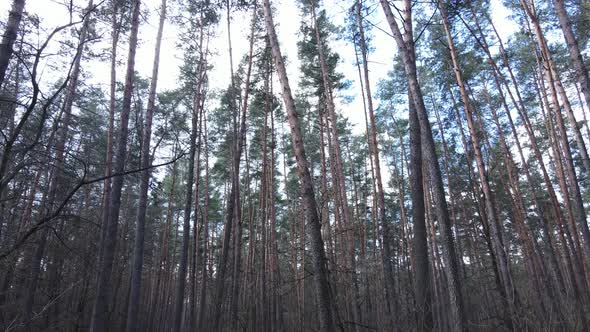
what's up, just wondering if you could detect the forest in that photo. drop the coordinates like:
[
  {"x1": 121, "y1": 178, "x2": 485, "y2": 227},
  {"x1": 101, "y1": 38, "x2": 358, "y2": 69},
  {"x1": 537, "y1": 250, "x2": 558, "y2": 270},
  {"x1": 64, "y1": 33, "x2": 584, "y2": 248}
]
[{"x1": 1, "y1": 0, "x2": 590, "y2": 330}]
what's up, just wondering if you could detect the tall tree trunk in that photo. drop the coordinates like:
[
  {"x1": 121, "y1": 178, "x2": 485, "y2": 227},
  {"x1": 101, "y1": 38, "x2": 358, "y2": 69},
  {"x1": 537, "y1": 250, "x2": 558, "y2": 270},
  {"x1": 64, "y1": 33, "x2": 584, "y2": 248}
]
[
  {"x1": 311, "y1": 5, "x2": 361, "y2": 330},
  {"x1": 99, "y1": 0, "x2": 121, "y2": 276},
  {"x1": 408, "y1": 89, "x2": 433, "y2": 331},
  {"x1": 352, "y1": 39, "x2": 379, "y2": 260},
  {"x1": 126, "y1": 0, "x2": 167, "y2": 330},
  {"x1": 534, "y1": 67, "x2": 588, "y2": 302},
  {"x1": 462, "y1": 11, "x2": 567, "y2": 300},
  {"x1": 553, "y1": 0, "x2": 590, "y2": 145},
  {"x1": 197, "y1": 111, "x2": 210, "y2": 331},
  {"x1": 483, "y1": 88, "x2": 551, "y2": 318},
  {"x1": 229, "y1": 8, "x2": 256, "y2": 329},
  {"x1": 21, "y1": 2, "x2": 93, "y2": 327},
  {"x1": 90, "y1": 0, "x2": 141, "y2": 330},
  {"x1": 355, "y1": 4, "x2": 395, "y2": 328},
  {"x1": 189, "y1": 105, "x2": 204, "y2": 332},
  {"x1": 172, "y1": 25, "x2": 205, "y2": 332},
  {"x1": 259, "y1": 96, "x2": 269, "y2": 332},
  {"x1": 263, "y1": 0, "x2": 336, "y2": 330},
  {"x1": 0, "y1": 0, "x2": 25, "y2": 88},
  {"x1": 211, "y1": 5, "x2": 254, "y2": 330},
  {"x1": 522, "y1": 1, "x2": 590, "y2": 267},
  {"x1": 488, "y1": 13, "x2": 569, "y2": 253},
  {"x1": 379, "y1": 1, "x2": 466, "y2": 329},
  {"x1": 148, "y1": 149, "x2": 177, "y2": 331},
  {"x1": 438, "y1": 3, "x2": 518, "y2": 328}
]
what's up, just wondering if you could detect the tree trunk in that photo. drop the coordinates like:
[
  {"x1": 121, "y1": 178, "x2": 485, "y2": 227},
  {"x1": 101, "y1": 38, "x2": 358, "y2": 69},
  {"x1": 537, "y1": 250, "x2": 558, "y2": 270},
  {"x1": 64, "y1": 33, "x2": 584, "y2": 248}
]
[
  {"x1": 126, "y1": 0, "x2": 166, "y2": 330},
  {"x1": 148, "y1": 149, "x2": 177, "y2": 331},
  {"x1": 90, "y1": 0, "x2": 141, "y2": 330},
  {"x1": 99, "y1": 0, "x2": 121, "y2": 279},
  {"x1": 355, "y1": 4, "x2": 395, "y2": 328},
  {"x1": 522, "y1": 1, "x2": 590, "y2": 269},
  {"x1": 0, "y1": 0, "x2": 25, "y2": 88},
  {"x1": 263, "y1": 0, "x2": 336, "y2": 330},
  {"x1": 197, "y1": 112, "x2": 211, "y2": 330},
  {"x1": 311, "y1": 5, "x2": 361, "y2": 330},
  {"x1": 553, "y1": 0, "x2": 590, "y2": 149},
  {"x1": 21, "y1": 2, "x2": 93, "y2": 326},
  {"x1": 210, "y1": 3, "x2": 246, "y2": 328},
  {"x1": 172, "y1": 25, "x2": 205, "y2": 332},
  {"x1": 408, "y1": 88, "x2": 433, "y2": 331},
  {"x1": 379, "y1": 1, "x2": 466, "y2": 329},
  {"x1": 229, "y1": 8, "x2": 256, "y2": 329},
  {"x1": 438, "y1": 3, "x2": 519, "y2": 328},
  {"x1": 463, "y1": 11, "x2": 568, "y2": 300}
]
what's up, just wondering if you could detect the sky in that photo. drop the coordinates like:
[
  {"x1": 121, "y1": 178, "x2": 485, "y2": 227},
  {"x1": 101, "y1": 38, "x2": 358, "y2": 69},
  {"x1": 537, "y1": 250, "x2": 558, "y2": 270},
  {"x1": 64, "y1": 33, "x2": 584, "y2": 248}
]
[
  {"x1": 0, "y1": 0, "x2": 518, "y2": 189},
  {"x1": 0, "y1": 0, "x2": 517, "y2": 131}
]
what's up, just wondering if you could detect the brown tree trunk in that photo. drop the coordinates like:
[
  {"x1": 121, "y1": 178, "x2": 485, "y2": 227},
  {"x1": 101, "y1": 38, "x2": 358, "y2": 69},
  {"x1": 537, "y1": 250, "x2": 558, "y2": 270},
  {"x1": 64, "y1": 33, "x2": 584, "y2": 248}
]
[
  {"x1": 210, "y1": 2, "x2": 248, "y2": 326},
  {"x1": 379, "y1": 1, "x2": 466, "y2": 329},
  {"x1": 438, "y1": 3, "x2": 518, "y2": 328},
  {"x1": 172, "y1": 24, "x2": 206, "y2": 332},
  {"x1": 352, "y1": 39, "x2": 379, "y2": 260},
  {"x1": 311, "y1": 5, "x2": 361, "y2": 329},
  {"x1": 462, "y1": 11, "x2": 568, "y2": 300},
  {"x1": 189, "y1": 105, "x2": 204, "y2": 332},
  {"x1": 522, "y1": 1, "x2": 590, "y2": 269},
  {"x1": 148, "y1": 148, "x2": 177, "y2": 331},
  {"x1": 355, "y1": 5, "x2": 395, "y2": 328},
  {"x1": 99, "y1": 0, "x2": 121, "y2": 276},
  {"x1": 21, "y1": 2, "x2": 94, "y2": 326},
  {"x1": 229, "y1": 8, "x2": 256, "y2": 329},
  {"x1": 126, "y1": 0, "x2": 167, "y2": 329},
  {"x1": 553, "y1": 0, "x2": 590, "y2": 151},
  {"x1": 263, "y1": 0, "x2": 336, "y2": 330},
  {"x1": 408, "y1": 89, "x2": 432, "y2": 331},
  {"x1": 197, "y1": 112, "x2": 211, "y2": 330},
  {"x1": 534, "y1": 67, "x2": 588, "y2": 302},
  {"x1": 91, "y1": 0, "x2": 141, "y2": 331},
  {"x1": 0, "y1": 0, "x2": 25, "y2": 88}
]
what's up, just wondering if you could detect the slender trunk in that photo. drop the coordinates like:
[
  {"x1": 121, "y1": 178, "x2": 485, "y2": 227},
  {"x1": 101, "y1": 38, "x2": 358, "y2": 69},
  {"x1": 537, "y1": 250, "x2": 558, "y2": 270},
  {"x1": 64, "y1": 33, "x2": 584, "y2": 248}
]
[
  {"x1": 352, "y1": 39, "x2": 379, "y2": 260},
  {"x1": 172, "y1": 26, "x2": 205, "y2": 331},
  {"x1": 462, "y1": 11, "x2": 567, "y2": 299},
  {"x1": 379, "y1": 1, "x2": 466, "y2": 329},
  {"x1": 553, "y1": 0, "x2": 590, "y2": 150},
  {"x1": 260, "y1": 100, "x2": 269, "y2": 332},
  {"x1": 126, "y1": 0, "x2": 167, "y2": 330},
  {"x1": 91, "y1": 0, "x2": 141, "y2": 331},
  {"x1": 408, "y1": 89, "x2": 432, "y2": 331},
  {"x1": 355, "y1": 5, "x2": 395, "y2": 327},
  {"x1": 488, "y1": 15, "x2": 570, "y2": 266},
  {"x1": 263, "y1": 1, "x2": 336, "y2": 330},
  {"x1": 22, "y1": 2, "x2": 93, "y2": 325},
  {"x1": 189, "y1": 105, "x2": 204, "y2": 332},
  {"x1": 522, "y1": 1, "x2": 590, "y2": 269},
  {"x1": 99, "y1": 0, "x2": 121, "y2": 274},
  {"x1": 534, "y1": 68, "x2": 588, "y2": 302},
  {"x1": 148, "y1": 151, "x2": 177, "y2": 331},
  {"x1": 311, "y1": 5, "x2": 360, "y2": 329},
  {"x1": 211, "y1": 6, "x2": 254, "y2": 330},
  {"x1": 483, "y1": 88, "x2": 550, "y2": 316},
  {"x1": 0, "y1": 0, "x2": 25, "y2": 87},
  {"x1": 229, "y1": 9, "x2": 256, "y2": 329},
  {"x1": 438, "y1": 3, "x2": 518, "y2": 328},
  {"x1": 197, "y1": 112, "x2": 210, "y2": 330}
]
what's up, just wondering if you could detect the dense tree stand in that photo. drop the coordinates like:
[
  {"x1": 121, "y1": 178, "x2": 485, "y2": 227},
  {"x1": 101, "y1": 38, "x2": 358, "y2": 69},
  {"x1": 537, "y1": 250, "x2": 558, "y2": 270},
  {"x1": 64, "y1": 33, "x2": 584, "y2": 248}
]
[{"x1": 1, "y1": 0, "x2": 590, "y2": 331}]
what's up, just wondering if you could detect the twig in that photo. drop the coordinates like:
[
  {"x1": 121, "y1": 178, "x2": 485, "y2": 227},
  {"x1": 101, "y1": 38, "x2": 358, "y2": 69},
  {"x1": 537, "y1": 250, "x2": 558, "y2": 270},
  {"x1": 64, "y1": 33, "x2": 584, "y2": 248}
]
[{"x1": 0, "y1": 152, "x2": 186, "y2": 260}]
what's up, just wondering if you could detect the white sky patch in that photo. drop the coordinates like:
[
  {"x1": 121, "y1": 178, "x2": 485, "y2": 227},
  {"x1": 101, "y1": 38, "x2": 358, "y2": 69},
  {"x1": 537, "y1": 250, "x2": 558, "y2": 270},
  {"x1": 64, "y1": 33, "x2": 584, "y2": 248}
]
[
  {"x1": 0, "y1": 0, "x2": 517, "y2": 134},
  {"x1": 0, "y1": 0, "x2": 520, "y2": 195}
]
